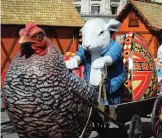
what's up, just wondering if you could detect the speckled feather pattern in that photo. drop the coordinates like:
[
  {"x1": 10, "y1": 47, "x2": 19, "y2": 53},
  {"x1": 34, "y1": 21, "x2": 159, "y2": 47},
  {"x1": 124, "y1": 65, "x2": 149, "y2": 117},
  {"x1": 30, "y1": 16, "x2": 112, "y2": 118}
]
[{"x1": 3, "y1": 44, "x2": 97, "y2": 138}]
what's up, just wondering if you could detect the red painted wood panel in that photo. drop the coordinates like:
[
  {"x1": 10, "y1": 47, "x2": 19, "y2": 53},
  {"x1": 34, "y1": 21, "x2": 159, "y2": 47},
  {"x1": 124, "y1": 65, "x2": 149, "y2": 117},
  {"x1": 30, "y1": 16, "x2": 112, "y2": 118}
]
[
  {"x1": 115, "y1": 9, "x2": 159, "y2": 58},
  {"x1": 1, "y1": 25, "x2": 80, "y2": 74}
]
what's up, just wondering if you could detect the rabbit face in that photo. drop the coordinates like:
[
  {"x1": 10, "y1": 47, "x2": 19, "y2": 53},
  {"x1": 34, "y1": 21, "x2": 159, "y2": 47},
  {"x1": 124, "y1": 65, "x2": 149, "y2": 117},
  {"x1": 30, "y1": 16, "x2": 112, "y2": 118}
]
[{"x1": 81, "y1": 18, "x2": 121, "y2": 52}]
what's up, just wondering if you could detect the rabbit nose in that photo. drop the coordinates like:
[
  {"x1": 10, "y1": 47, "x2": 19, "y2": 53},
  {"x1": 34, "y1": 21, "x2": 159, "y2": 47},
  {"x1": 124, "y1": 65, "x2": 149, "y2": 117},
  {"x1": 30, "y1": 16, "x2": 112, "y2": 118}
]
[{"x1": 84, "y1": 45, "x2": 90, "y2": 49}]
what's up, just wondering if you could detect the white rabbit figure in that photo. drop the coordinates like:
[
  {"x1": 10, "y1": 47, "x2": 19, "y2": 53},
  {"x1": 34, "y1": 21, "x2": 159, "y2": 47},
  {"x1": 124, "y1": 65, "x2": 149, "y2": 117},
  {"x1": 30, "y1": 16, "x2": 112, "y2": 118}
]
[{"x1": 66, "y1": 18, "x2": 126, "y2": 104}]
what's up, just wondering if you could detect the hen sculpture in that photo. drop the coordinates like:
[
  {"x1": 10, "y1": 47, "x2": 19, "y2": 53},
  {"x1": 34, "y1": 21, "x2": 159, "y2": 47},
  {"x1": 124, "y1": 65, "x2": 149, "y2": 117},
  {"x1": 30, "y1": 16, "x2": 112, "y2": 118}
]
[{"x1": 3, "y1": 23, "x2": 97, "y2": 138}]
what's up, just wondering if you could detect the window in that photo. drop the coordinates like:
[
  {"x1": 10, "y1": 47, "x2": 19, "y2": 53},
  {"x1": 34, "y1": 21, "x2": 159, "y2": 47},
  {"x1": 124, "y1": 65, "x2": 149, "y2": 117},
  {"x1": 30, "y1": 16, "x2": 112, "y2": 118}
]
[
  {"x1": 128, "y1": 10, "x2": 139, "y2": 27},
  {"x1": 91, "y1": 5, "x2": 100, "y2": 15},
  {"x1": 111, "y1": 0, "x2": 120, "y2": 2},
  {"x1": 111, "y1": 6, "x2": 117, "y2": 15},
  {"x1": 75, "y1": 5, "x2": 81, "y2": 13}
]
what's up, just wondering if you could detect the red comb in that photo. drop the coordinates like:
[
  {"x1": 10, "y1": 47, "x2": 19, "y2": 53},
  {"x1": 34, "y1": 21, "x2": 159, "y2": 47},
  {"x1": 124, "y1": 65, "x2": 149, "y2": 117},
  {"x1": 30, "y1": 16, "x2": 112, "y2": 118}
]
[
  {"x1": 25, "y1": 22, "x2": 37, "y2": 31},
  {"x1": 19, "y1": 22, "x2": 38, "y2": 36}
]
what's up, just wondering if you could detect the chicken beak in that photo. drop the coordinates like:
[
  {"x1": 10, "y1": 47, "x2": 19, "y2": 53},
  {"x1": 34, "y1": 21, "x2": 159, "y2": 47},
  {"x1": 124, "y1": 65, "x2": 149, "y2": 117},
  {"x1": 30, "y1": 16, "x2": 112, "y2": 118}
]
[{"x1": 19, "y1": 35, "x2": 30, "y2": 44}]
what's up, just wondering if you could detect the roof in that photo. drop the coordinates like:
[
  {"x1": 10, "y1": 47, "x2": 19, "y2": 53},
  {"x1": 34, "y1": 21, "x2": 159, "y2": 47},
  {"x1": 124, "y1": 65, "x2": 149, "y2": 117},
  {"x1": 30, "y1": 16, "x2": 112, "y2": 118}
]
[
  {"x1": 1, "y1": 0, "x2": 83, "y2": 27},
  {"x1": 117, "y1": 0, "x2": 162, "y2": 31}
]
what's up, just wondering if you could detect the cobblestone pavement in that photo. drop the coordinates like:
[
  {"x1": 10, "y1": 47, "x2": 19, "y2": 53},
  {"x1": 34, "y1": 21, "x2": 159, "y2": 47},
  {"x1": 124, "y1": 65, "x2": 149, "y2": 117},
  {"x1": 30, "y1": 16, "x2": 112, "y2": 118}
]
[{"x1": 1, "y1": 112, "x2": 154, "y2": 138}]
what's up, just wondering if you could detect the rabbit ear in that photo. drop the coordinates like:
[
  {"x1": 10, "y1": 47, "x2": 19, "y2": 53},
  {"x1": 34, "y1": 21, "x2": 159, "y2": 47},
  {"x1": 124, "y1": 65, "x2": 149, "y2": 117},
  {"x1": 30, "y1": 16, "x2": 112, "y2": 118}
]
[
  {"x1": 80, "y1": 28, "x2": 83, "y2": 34},
  {"x1": 105, "y1": 19, "x2": 121, "y2": 32},
  {"x1": 80, "y1": 26, "x2": 85, "y2": 34}
]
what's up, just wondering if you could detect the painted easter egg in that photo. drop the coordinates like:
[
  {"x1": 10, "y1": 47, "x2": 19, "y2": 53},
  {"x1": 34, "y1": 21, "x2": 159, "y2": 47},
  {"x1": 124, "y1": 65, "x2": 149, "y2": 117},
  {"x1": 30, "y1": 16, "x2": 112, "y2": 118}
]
[{"x1": 121, "y1": 32, "x2": 157, "y2": 101}]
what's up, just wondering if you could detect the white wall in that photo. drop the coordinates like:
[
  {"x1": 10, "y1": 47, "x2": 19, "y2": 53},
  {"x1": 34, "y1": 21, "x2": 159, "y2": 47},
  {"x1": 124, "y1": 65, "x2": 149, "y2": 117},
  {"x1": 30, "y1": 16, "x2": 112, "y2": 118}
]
[
  {"x1": 73, "y1": 0, "x2": 127, "y2": 15},
  {"x1": 152, "y1": 0, "x2": 162, "y2": 2}
]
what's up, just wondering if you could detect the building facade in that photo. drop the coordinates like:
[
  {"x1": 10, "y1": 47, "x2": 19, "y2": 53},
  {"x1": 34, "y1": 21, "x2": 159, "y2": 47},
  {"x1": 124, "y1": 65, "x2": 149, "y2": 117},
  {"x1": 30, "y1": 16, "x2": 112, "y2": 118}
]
[
  {"x1": 73, "y1": 0, "x2": 162, "y2": 22},
  {"x1": 152, "y1": 0, "x2": 162, "y2": 2},
  {"x1": 73, "y1": 0, "x2": 128, "y2": 21}
]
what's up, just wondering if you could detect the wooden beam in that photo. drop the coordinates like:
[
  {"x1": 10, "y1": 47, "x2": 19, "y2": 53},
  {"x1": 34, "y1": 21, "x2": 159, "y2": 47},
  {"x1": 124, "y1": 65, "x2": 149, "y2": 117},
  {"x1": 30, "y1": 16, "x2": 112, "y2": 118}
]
[
  {"x1": 52, "y1": 27, "x2": 64, "y2": 54},
  {"x1": 74, "y1": 28, "x2": 80, "y2": 52},
  {"x1": 65, "y1": 39, "x2": 73, "y2": 53},
  {"x1": 115, "y1": 31, "x2": 150, "y2": 34},
  {"x1": 1, "y1": 40, "x2": 11, "y2": 63},
  {"x1": 154, "y1": 36, "x2": 158, "y2": 58},
  {"x1": 147, "y1": 35, "x2": 154, "y2": 47},
  {"x1": 1, "y1": 37, "x2": 19, "y2": 73}
]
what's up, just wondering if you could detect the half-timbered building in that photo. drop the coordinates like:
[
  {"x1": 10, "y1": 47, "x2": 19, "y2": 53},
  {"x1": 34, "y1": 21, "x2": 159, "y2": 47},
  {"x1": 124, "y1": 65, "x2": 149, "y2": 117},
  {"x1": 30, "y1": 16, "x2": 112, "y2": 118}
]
[
  {"x1": 115, "y1": 0, "x2": 162, "y2": 57},
  {"x1": 1, "y1": 0, "x2": 83, "y2": 85}
]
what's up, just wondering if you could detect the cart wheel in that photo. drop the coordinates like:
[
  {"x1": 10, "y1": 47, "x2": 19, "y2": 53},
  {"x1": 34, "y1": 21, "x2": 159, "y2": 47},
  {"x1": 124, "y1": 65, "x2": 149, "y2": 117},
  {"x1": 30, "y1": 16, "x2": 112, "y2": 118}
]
[
  {"x1": 151, "y1": 95, "x2": 162, "y2": 138},
  {"x1": 128, "y1": 115, "x2": 142, "y2": 138}
]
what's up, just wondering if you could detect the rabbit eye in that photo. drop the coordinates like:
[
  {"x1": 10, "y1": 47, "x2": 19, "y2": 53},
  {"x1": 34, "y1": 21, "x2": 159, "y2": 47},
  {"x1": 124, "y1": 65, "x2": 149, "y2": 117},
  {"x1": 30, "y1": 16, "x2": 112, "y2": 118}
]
[{"x1": 99, "y1": 31, "x2": 104, "y2": 36}]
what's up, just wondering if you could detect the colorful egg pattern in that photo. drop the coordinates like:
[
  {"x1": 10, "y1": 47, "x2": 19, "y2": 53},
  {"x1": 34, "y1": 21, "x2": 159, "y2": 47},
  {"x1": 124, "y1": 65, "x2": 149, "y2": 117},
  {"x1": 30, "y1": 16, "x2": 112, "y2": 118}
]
[{"x1": 121, "y1": 32, "x2": 157, "y2": 101}]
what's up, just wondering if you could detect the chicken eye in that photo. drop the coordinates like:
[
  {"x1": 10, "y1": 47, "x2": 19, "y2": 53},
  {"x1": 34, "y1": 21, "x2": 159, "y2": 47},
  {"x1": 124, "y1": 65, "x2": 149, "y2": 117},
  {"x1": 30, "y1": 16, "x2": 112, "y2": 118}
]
[
  {"x1": 35, "y1": 34, "x2": 43, "y2": 40},
  {"x1": 32, "y1": 33, "x2": 44, "y2": 40},
  {"x1": 99, "y1": 31, "x2": 104, "y2": 36}
]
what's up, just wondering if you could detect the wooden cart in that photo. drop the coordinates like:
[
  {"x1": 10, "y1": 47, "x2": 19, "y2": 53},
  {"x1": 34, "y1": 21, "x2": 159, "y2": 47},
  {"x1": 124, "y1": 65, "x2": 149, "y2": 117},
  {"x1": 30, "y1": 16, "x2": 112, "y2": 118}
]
[{"x1": 1, "y1": 32, "x2": 162, "y2": 138}]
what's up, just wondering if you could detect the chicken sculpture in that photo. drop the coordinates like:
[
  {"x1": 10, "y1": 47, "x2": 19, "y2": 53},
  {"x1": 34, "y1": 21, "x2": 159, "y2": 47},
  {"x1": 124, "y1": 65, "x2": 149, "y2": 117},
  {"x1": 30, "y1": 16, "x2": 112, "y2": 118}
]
[{"x1": 3, "y1": 23, "x2": 97, "y2": 138}]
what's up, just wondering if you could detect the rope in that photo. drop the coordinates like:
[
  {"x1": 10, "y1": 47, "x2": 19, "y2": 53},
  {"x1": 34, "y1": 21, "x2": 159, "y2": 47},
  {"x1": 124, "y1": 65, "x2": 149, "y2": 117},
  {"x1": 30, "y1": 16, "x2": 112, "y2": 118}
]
[
  {"x1": 98, "y1": 65, "x2": 108, "y2": 105},
  {"x1": 80, "y1": 65, "x2": 109, "y2": 137},
  {"x1": 79, "y1": 107, "x2": 93, "y2": 138}
]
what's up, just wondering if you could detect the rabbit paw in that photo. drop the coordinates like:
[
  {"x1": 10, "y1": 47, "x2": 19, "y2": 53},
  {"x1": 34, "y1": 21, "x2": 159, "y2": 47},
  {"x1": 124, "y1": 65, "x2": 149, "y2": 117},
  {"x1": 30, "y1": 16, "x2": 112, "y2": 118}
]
[
  {"x1": 65, "y1": 58, "x2": 78, "y2": 69},
  {"x1": 92, "y1": 58, "x2": 105, "y2": 69}
]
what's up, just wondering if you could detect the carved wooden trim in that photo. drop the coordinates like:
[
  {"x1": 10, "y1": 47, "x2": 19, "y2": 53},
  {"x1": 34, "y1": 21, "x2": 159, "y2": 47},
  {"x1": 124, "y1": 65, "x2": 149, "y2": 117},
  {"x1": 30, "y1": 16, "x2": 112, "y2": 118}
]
[{"x1": 128, "y1": 10, "x2": 139, "y2": 27}]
